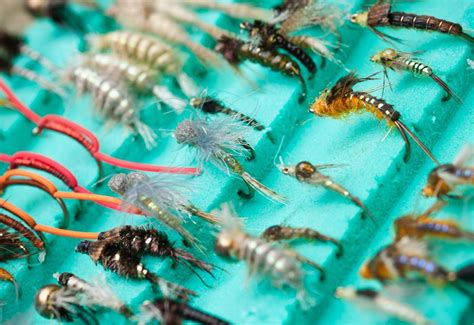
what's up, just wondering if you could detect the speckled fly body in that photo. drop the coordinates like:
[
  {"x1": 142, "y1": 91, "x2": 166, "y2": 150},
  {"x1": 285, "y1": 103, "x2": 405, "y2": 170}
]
[{"x1": 174, "y1": 116, "x2": 286, "y2": 203}]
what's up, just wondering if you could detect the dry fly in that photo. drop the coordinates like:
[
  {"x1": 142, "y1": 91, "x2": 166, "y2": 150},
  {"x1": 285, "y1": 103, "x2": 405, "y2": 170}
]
[
  {"x1": 336, "y1": 287, "x2": 431, "y2": 325},
  {"x1": 108, "y1": 172, "x2": 211, "y2": 250},
  {"x1": 75, "y1": 240, "x2": 197, "y2": 299},
  {"x1": 35, "y1": 284, "x2": 98, "y2": 324},
  {"x1": 310, "y1": 73, "x2": 439, "y2": 165},
  {"x1": 278, "y1": 160, "x2": 371, "y2": 217},
  {"x1": 83, "y1": 53, "x2": 188, "y2": 112},
  {"x1": 423, "y1": 144, "x2": 473, "y2": 199},
  {"x1": 98, "y1": 225, "x2": 214, "y2": 278},
  {"x1": 213, "y1": 204, "x2": 313, "y2": 306},
  {"x1": 371, "y1": 48, "x2": 462, "y2": 103},
  {"x1": 66, "y1": 66, "x2": 157, "y2": 149},
  {"x1": 350, "y1": 0, "x2": 474, "y2": 43},
  {"x1": 215, "y1": 36, "x2": 307, "y2": 103},
  {"x1": 0, "y1": 30, "x2": 64, "y2": 96},
  {"x1": 55, "y1": 272, "x2": 133, "y2": 318},
  {"x1": 190, "y1": 95, "x2": 265, "y2": 132},
  {"x1": 174, "y1": 116, "x2": 286, "y2": 203},
  {"x1": 139, "y1": 297, "x2": 230, "y2": 325},
  {"x1": 108, "y1": 2, "x2": 222, "y2": 66},
  {"x1": 361, "y1": 237, "x2": 474, "y2": 286}
]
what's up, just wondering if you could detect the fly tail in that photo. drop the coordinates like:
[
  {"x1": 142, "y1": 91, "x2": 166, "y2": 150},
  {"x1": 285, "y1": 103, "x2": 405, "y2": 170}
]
[
  {"x1": 11, "y1": 66, "x2": 66, "y2": 97},
  {"x1": 185, "y1": 205, "x2": 219, "y2": 224},
  {"x1": 132, "y1": 119, "x2": 158, "y2": 150},
  {"x1": 461, "y1": 231, "x2": 474, "y2": 241},
  {"x1": 461, "y1": 32, "x2": 474, "y2": 43},
  {"x1": 430, "y1": 73, "x2": 462, "y2": 104},
  {"x1": 394, "y1": 120, "x2": 439, "y2": 165},
  {"x1": 173, "y1": 248, "x2": 214, "y2": 275},
  {"x1": 241, "y1": 172, "x2": 287, "y2": 204},
  {"x1": 152, "y1": 85, "x2": 187, "y2": 113}
]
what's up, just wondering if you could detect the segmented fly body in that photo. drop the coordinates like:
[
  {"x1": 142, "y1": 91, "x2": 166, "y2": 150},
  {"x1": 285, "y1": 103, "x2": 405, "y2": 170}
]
[
  {"x1": 310, "y1": 73, "x2": 439, "y2": 165},
  {"x1": 361, "y1": 237, "x2": 474, "y2": 285},
  {"x1": 108, "y1": 3, "x2": 221, "y2": 66},
  {"x1": 279, "y1": 160, "x2": 371, "y2": 217},
  {"x1": 67, "y1": 66, "x2": 157, "y2": 149},
  {"x1": 55, "y1": 272, "x2": 133, "y2": 318},
  {"x1": 423, "y1": 144, "x2": 473, "y2": 199},
  {"x1": 336, "y1": 287, "x2": 430, "y2": 325},
  {"x1": 215, "y1": 36, "x2": 307, "y2": 103},
  {"x1": 395, "y1": 214, "x2": 474, "y2": 242},
  {"x1": 89, "y1": 31, "x2": 182, "y2": 75},
  {"x1": 0, "y1": 30, "x2": 64, "y2": 96},
  {"x1": 241, "y1": 20, "x2": 317, "y2": 76},
  {"x1": 350, "y1": 0, "x2": 474, "y2": 43},
  {"x1": 83, "y1": 53, "x2": 187, "y2": 112},
  {"x1": 98, "y1": 225, "x2": 214, "y2": 276},
  {"x1": 214, "y1": 204, "x2": 311, "y2": 305},
  {"x1": 0, "y1": 213, "x2": 46, "y2": 256},
  {"x1": 35, "y1": 284, "x2": 98, "y2": 324},
  {"x1": 190, "y1": 95, "x2": 265, "y2": 131},
  {"x1": 261, "y1": 225, "x2": 343, "y2": 257},
  {"x1": 174, "y1": 116, "x2": 286, "y2": 203},
  {"x1": 139, "y1": 298, "x2": 230, "y2": 325},
  {"x1": 108, "y1": 172, "x2": 207, "y2": 249},
  {"x1": 75, "y1": 240, "x2": 196, "y2": 299},
  {"x1": 371, "y1": 48, "x2": 462, "y2": 103}
]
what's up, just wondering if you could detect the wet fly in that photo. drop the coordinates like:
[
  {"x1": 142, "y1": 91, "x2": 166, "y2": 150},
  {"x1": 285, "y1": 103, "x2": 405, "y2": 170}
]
[
  {"x1": 350, "y1": 0, "x2": 474, "y2": 43},
  {"x1": 75, "y1": 240, "x2": 197, "y2": 299},
  {"x1": 213, "y1": 204, "x2": 314, "y2": 306},
  {"x1": 261, "y1": 225, "x2": 343, "y2": 257},
  {"x1": 310, "y1": 73, "x2": 439, "y2": 165},
  {"x1": 371, "y1": 48, "x2": 462, "y2": 103},
  {"x1": 139, "y1": 297, "x2": 230, "y2": 325},
  {"x1": 215, "y1": 36, "x2": 307, "y2": 103},
  {"x1": 108, "y1": 172, "x2": 211, "y2": 249},
  {"x1": 423, "y1": 144, "x2": 473, "y2": 199},
  {"x1": 361, "y1": 237, "x2": 474, "y2": 286},
  {"x1": 336, "y1": 286, "x2": 430, "y2": 325},
  {"x1": 240, "y1": 20, "x2": 317, "y2": 76},
  {"x1": 35, "y1": 284, "x2": 98, "y2": 324},
  {"x1": 278, "y1": 160, "x2": 371, "y2": 217},
  {"x1": 98, "y1": 225, "x2": 214, "y2": 277},
  {"x1": 55, "y1": 272, "x2": 133, "y2": 318},
  {"x1": 190, "y1": 95, "x2": 265, "y2": 132},
  {"x1": 174, "y1": 116, "x2": 286, "y2": 203}
]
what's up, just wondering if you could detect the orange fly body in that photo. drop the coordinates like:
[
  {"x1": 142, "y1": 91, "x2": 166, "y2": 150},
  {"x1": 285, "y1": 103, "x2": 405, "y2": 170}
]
[{"x1": 310, "y1": 73, "x2": 439, "y2": 164}]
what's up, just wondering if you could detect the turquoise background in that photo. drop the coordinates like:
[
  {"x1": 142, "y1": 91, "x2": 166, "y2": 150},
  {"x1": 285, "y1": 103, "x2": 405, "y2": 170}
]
[{"x1": 0, "y1": 0, "x2": 473, "y2": 324}]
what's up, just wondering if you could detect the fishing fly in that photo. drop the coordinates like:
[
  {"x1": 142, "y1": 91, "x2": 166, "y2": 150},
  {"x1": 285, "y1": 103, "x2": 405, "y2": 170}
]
[
  {"x1": 108, "y1": 172, "x2": 210, "y2": 249},
  {"x1": 310, "y1": 73, "x2": 439, "y2": 165},
  {"x1": 422, "y1": 144, "x2": 473, "y2": 199},
  {"x1": 0, "y1": 268, "x2": 21, "y2": 299},
  {"x1": 190, "y1": 95, "x2": 265, "y2": 132},
  {"x1": 55, "y1": 272, "x2": 133, "y2": 318},
  {"x1": 66, "y1": 66, "x2": 157, "y2": 150},
  {"x1": 0, "y1": 29, "x2": 64, "y2": 96},
  {"x1": 214, "y1": 204, "x2": 313, "y2": 306},
  {"x1": 370, "y1": 48, "x2": 462, "y2": 103},
  {"x1": 336, "y1": 286, "x2": 430, "y2": 325},
  {"x1": 139, "y1": 297, "x2": 230, "y2": 325},
  {"x1": 75, "y1": 239, "x2": 197, "y2": 299},
  {"x1": 215, "y1": 36, "x2": 307, "y2": 103},
  {"x1": 240, "y1": 20, "x2": 317, "y2": 76},
  {"x1": 98, "y1": 225, "x2": 214, "y2": 277},
  {"x1": 361, "y1": 237, "x2": 474, "y2": 286},
  {"x1": 35, "y1": 284, "x2": 98, "y2": 324},
  {"x1": 174, "y1": 116, "x2": 286, "y2": 203},
  {"x1": 261, "y1": 225, "x2": 343, "y2": 258},
  {"x1": 25, "y1": 0, "x2": 98, "y2": 34},
  {"x1": 350, "y1": 0, "x2": 474, "y2": 43},
  {"x1": 278, "y1": 159, "x2": 371, "y2": 217}
]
